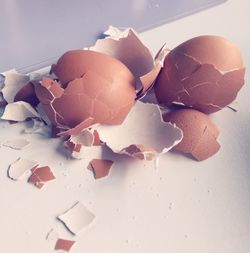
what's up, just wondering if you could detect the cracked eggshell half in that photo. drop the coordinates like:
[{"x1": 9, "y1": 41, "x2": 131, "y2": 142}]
[
  {"x1": 154, "y1": 35, "x2": 245, "y2": 113},
  {"x1": 164, "y1": 109, "x2": 220, "y2": 161},
  {"x1": 35, "y1": 50, "x2": 136, "y2": 133}
]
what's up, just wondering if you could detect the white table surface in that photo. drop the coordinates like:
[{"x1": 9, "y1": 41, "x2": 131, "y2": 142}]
[{"x1": 0, "y1": 0, "x2": 250, "y2": 252}]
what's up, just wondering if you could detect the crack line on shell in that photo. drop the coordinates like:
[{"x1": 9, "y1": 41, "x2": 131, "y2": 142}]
[
  {"x1": 187, "y1": 81, "x2": 213, "y2": 90},
  {"x1": 190, "y1": 125, "x2": 208, "y2": 153},
  {"x1": 182, "y1": 52, "x2": 243, "y2": 74}
]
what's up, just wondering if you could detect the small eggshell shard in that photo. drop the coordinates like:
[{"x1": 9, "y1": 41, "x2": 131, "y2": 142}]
[
  {"x1": 58, "y1": 202, "x2": 95, "y2": 235},
  {"x1": 7, "y1": 158, "x2": 38, "y2": 180},
  {"x1": 164, "y1": 109, "x2": 220, "y2": 161},
  {"x1": 55, "y1": 238, "x2": 75, "y2": 252},
  {"x1": 28, "y1": 166, "x2": 56, "y2": 189},
  {"x1": 88, "y1": 159, "x2": 114, "y2": 179},
  {"x1": 121, "y1": 144, "x2": 158, "y2": 161},
  {"x1": 64, "y1": 129, "x2": 95, "y2": 155},
  {"x1": 154, "y1": 35, "x2": 245, "y2": 113},
  {"x1": 137, "y1": 44, "x2": 171, "y2": 98},
  {"x1": 3, "y1": 138, "x2": 30, "y2": 150},
  {"x1": 92, "y1": 130, "x2": 102, "y2": 146},
  {"x1": 95, "y1": 101, "x2": 183, "y2": 160},
  {"x1": 36, "y1": 51, "x2": 136, "y2": 133},
  {"x1": 1, "y1": 101, "x2": 40, "y2": 121}
]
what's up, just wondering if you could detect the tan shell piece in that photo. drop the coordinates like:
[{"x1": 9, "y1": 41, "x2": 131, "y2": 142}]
[
  {"x1": 164, "y1": 109, "x2": 220, "y2": 161},
  {"x1": 55, "y1": 238, "x2": 75, "y2": 252},
  {"x1": 88, "y1": 159, "x2": 114, "y2": 179},
  {"x1": 154, "y1": 35, "x2": 245, "y2": 113},
  {"x1": 28, "y1": 166, "x2": 55, "y2": 189}
]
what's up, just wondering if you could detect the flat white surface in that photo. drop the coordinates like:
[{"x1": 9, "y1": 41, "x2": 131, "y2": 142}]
[
  {"x1": 0, "y1": 0, "x2": 250, "y2": 252},
  {"x1": 0, "y1": 0, "x2": 225, "y2": 72}
]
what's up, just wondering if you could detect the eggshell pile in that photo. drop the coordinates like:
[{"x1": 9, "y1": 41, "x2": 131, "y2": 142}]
[
  {"x1": 154, "y1": 35, "x2": 245, "y2": 113},
  {"x1": 164, "y1": 109, "x2": 220, "y2": 161},
  {"x1": 35, "y1": 50, "x2": 136, "y2": 134},
  {"x1": 0, "y1": 27, "x2": 246, "y2": 162}
]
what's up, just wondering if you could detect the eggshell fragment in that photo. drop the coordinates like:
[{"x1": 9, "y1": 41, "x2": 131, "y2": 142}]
[
  {"x1": 95, "y1": 101, "x2": 183, "y2": 160},
  {"x1": 120, "y1": 144, "x2": 158, "y2": 161},
  {"x1": 164, "y1": 109, "x2": 220, "y2": 161},
  {"x1": 55, "y1": 238, "x2": 75, "y2": 252},
  {"x1": 154, "y1": 35, "x2": 245, "y2": 113},
  {"x1": 7, "y1": 158, "x2": 38, "y2": 180},
  {"x1": 90, "y1": 26, "x2": 153, "y2": 88},
  {"x1": 64, "y1": 129, "x2": 95, "y2": 155},
  {"x1": 92, "y1": 130, "x2": 102, "y2": 146},
  {"x1": 28, "y1": 166, "x2": 56, "y2": 189},
  {"x1": 36, "y1": 50, "x2": 136, "y2": 133},
  {"x1": 1, "y1": 101, "x2": 40, "y2": 121},
  {"x1": 90, "y1": 26, "x2": 169, "y2": 97},
  {"x1": 88, "y1": 159, "x2": 114, "y2": 179},
  {"x1": 58, "y1": 202, "x2": 95, "y2": 235}
]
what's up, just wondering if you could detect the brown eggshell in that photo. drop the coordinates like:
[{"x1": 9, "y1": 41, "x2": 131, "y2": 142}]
[
  {"x1": 35, "y1": 50, "x2": 136, "y2": 134},
  {"x1": 154, "y1": 35, "x2": 245, "y2": 113},
  {"x1": 88, "y1": 159, "x2": 114, "y2": 179},
  {"x1": 164, "y1": 109, "x2": 220, "y2": 161},
  {"x1": 51, "y1": 50, "x2": 135, "y2": 87},
  {"x1": 172, "y1": 35, "x2": 243, "y2": 71}
]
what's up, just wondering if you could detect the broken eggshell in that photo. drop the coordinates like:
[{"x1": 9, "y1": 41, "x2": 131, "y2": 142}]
[
  {"x1": 87, "y1": 159, "x2": 114, "y2": 179},
  {"x1": 164, "y1": 109, "x2": 220, "y2": 161},
  {"x1": 35, "y1": 50, "x2": 136, "y2": 133},
  {"x1": 58, "y1": 201, "x2": 95, "y2": 235},
  {"x1": 95, "y1": 101, "x2": 183, "y2": 161},
  {"x1": 154, "y1": 35, "x2": 245, "y2": 113},
  {"x1": 28, "y1": 165, "x2": 56, "y2": 189},
  {"x1": 90, "y1": 26, "x2": 169, "y2": 97},
  {"x1": 64, "y1": 129, "x2": 95, "y2": 155},
  {"x1": 7, "y1": 158, "x2": 38, "y2": 181},
  {"x1": 55, "y1": 238, "x2": 75, "y2": 252},
  {"x1": 1, "y1": 101, "x2": 40, "y2": 121},
  {"x1": 28, "y1": 166, "x2": 55, "y2": 189}
]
